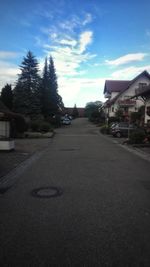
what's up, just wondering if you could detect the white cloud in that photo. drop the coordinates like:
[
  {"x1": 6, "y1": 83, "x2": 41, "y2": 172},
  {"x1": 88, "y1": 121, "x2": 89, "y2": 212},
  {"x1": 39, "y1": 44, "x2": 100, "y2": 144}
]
[
  {"x1": 59, "y1": 38, "x2": 77, "y2": 47},
  {"x1": 0, "y1": 51, "x2": 19, "y2": 59},
  {"x1": 146, "y1": 29, "x2": 150, "y2": 37},
  {"x1": 82, "y1": 13, "x2": 93, "y2": 25},
  {"x1": 111, "y1": 65, "x2": 150, "y2": 79},
  {"x1": 58, "y1": 77, "x2": 105, "y2": 107},
  {"x1": 79, "y1": 31, "x2": 93, "y2": 53},
  {"x1": 0, "y1": 60, "x2": 20, "y2": 89},
  {"x1": 41, "y1": 27, "x2": 100, "y2": 106},
  {"x1": 43, "y1": 30, "x2": 94, "y2": 78},
  {"x1": 59, "y1": 13, "x2": 93, "y2": 32},
  {"x1": 105, "y1": 53, "x2": 147, "y2": 66}
]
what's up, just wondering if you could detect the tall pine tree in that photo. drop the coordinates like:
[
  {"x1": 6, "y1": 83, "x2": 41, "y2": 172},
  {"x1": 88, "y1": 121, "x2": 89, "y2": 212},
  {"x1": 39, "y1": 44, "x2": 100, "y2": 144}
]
[
  {"x1": 13, "y1": 51, "x2": 41, "y2": 118},
  {"x1": 1, "y1": 84, "x2": 13, "y2": 110},
  {"x1": 41, "y1": 57, "x2": 51, "y2": 117},
  {"x1": 48, "y1": 56, "x2": 59, "y2": 114}
]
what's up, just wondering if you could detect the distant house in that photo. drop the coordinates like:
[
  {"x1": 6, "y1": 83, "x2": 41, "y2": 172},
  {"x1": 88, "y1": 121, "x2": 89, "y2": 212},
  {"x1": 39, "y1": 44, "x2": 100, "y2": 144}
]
[
  {"x1": 103, "y1": 70, "x2": 150, "y2": 121},
  {"x1": 65, "y1": 107, "x2": 85, "y2": 117}
]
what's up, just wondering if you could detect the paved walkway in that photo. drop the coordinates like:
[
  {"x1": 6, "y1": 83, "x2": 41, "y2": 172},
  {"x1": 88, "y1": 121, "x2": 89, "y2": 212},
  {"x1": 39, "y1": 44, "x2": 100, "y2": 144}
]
[{"x1": 0, "y1": 138, "x2": 53, "y2": 179}]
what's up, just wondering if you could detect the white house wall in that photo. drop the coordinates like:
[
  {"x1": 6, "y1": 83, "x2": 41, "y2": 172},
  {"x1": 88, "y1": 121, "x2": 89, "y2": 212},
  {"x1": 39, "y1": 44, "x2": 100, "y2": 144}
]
[
  {"x1": 119, "y1": 77, "x2": 150, "y2": 102},
  {"x1": 112, "y1": 75, "x2": 150, "y2": 115},
  {"x1": 145, "y1": 99, "x2": 150, "y2": 124},
  {"x1": 110, "y1": 92, "x2": 119, "y2": 100}
]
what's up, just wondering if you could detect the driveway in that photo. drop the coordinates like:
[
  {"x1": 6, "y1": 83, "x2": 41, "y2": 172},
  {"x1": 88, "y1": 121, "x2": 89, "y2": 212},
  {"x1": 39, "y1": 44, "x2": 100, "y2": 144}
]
[{"x1": 0, "y1": 118, "x2": 150, "y2": 266}]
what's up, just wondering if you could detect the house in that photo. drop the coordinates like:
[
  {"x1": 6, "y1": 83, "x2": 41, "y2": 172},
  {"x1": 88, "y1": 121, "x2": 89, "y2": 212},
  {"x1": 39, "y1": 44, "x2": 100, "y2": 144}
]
[
  {"x1": 103, "y1": 70, "x2": 150, "y2": 121},
  {"x1": 65, "y1": 107, "x2": 85, "y2": 117}
]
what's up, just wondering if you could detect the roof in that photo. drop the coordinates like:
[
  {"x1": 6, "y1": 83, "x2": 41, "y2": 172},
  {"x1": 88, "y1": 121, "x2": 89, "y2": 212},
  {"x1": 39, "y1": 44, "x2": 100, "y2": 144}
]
[
  {"x1": 104, "y1": 70, "x2": 150, "y2": 95},
  {"x1": 104, "y1": 70, "x2": 150, "y2": 106},
  {"x1": 104, "y1": 80, "x2": 130, "y2": 94}
]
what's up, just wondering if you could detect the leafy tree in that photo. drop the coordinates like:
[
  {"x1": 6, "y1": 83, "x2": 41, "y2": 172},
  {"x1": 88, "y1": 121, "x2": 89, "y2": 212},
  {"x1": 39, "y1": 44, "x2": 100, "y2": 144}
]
[
  {"x1": 72, "y1": 104, "x2": 79, "y2": 118},
  {"x1": 85, "y1": 101, "x2": 104, "y2": 123},
  {"x1": 13, "y1": 51, "x2": 41, "y2": 118},
  {"x1": 115, "y1": 108, "x2": 124, "y2": 122},
  {"x1": 130, "y1": 105, "x2": 145, "y2": 126},
  {"x1": 1, "y1": 84, "x2": 13, "y2": 110}
]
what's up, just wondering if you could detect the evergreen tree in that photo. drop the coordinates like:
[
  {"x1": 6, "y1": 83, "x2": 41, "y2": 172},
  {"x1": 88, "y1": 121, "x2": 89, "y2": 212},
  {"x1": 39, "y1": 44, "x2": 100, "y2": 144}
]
[
  {"x1": 1, "y1": 84, "x2": 13, "y2": 110},
  {"x1": 41, "y1": 57, "x2": 51, "y2": 117},
  {"x1": 13, "y1": 51, "x2": 41, "y2": 118},
  {"x1": 48, "y1": 56, "x2": 59, "y2": 114},
  {"x1": 72, "y1": 104, "x2": 79, "y2": 118}
]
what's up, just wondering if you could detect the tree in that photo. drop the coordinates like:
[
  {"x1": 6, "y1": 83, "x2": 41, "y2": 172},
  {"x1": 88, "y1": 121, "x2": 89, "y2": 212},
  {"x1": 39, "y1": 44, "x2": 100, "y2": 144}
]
[
  {"x1": 84, "y1": 101, "x2": 104, "y2": 122},
  {"x1": 115, "y1": 108, "x2": 124, "y2": 122},
  {"x1": 1, "y1": 84, "x2": 13, "y2": 110},
  {"x1": 130, "y1": 105, "x2": 145, "y2": 126},
  {"x1": 72, "y1": 104, "x2": 79, "y2": 118},
  {"x1": 13, "y1": 51, "x2": 41, "y2": 118},
  {"x1": 48, "y1": 56, "x2": 59, "y2": 114},
  {"x1": 41, "y1": 57, "x2": 51, "y2": 117}
]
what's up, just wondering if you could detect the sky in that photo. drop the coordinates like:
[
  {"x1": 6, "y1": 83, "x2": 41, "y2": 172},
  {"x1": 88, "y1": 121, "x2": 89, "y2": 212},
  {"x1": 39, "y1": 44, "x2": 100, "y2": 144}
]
[{"x1": 1, "y1": 0, "x2": 150, "y2": 107}]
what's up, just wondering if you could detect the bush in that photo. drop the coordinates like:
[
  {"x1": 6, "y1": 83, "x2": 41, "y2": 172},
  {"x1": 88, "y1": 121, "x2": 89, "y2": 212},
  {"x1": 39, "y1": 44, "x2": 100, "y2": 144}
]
[
  {"x1": 40, "y1": 122, "x2": 51, "y2": 132},
  {"x1": 129, "y1": 130, "x2": 146, "y2": 144},
  {"x1": 13, "y1": 114, "x2": 28, "y2": 134},
  {"x1": 30, "y1": 120, "x2": 52, "y2": 133},
  {"x1": 30, "y1": 120, "x2": 41, "y2": 132},
  {"x1": 108, "y1": 117, "x2": 119, "y2": 124},
  {"x1": 100, "y1": 125, "x2": 110, "y2": 134}
]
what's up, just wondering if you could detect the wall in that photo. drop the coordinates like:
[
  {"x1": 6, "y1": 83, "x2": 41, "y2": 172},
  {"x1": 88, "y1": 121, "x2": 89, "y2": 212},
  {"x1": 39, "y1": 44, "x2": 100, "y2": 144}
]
[
  {"x1": 145, "y1": 99, "x2": 150, "y2": 124},
  {"x1": 0, "y1": 121, "x2": 10, "y2": 139}
]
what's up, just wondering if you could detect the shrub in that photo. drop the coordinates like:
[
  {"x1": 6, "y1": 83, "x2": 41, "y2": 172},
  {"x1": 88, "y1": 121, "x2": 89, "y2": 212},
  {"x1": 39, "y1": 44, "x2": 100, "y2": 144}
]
[
  {"x1": 30, "y1": 120, "x2": 41, "y2": 132},
  {"x1": 100, "y1": 125, "x2": 110, "y2": 134},
  {"x1": 40, "y1": 122, "x2": 51, "y2": 132},
  {"x1": 13, "y1": 114, "x2": 28, "y2": 134},
  {"x1": 129, "y1": 130, "x2": 146, "y2": 144}
]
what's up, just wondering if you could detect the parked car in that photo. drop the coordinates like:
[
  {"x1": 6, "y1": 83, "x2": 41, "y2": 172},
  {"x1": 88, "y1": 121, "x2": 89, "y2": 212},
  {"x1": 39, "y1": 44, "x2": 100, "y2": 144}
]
[
  {"x1": 111, "y1": 122, "x2": 137, "y2": 137},
  {"x1": 109, "y1": 122, "x2": 118, "y2": 134},
  {"x1": 61, "y1": 117, "x2": 71, "y2": 125}
]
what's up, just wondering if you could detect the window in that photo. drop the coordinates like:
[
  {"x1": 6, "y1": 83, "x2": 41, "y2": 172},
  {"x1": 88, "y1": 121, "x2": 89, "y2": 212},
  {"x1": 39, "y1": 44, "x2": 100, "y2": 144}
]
[
  {"x1": 139, "y1": 82, "x2": 147, "y2": 88},
  {"x1": 124, "y1": 107, "x2": 128, "y2": 113}
]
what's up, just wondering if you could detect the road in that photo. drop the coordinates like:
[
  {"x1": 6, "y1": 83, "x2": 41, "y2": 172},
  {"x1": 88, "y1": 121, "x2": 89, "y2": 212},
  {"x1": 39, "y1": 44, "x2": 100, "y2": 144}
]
[{"x1": 0, "y1": 118, "x2": 150, "y2": 266}]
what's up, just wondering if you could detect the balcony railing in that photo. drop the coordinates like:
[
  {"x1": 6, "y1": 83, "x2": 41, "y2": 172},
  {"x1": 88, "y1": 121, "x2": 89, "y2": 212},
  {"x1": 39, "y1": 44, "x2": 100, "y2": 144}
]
[{"x1": 118, "y1": 99, "x2": 136, "y2": 107}]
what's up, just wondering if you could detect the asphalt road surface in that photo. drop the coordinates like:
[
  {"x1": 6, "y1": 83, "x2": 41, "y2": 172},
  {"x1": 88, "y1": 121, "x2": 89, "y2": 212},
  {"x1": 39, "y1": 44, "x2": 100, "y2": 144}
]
[{"x1": 0, "y1": 118, "x2": 150, "y2": 267}]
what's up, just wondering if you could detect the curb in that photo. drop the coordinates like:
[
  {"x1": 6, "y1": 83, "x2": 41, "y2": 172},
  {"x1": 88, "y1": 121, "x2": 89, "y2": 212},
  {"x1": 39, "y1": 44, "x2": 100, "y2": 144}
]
[
  {"x1": 0, "y1": 133, "x2": 56, "y2": 191},
  {"x1": 99, "y1": 132, "x2": 150, "y2": 163}
]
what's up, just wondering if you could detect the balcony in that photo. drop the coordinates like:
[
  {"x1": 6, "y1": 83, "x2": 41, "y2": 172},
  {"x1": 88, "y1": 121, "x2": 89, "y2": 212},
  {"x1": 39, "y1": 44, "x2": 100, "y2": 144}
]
[{"x1": 118, "y1": 99, "x2": 136, "y2": 107}]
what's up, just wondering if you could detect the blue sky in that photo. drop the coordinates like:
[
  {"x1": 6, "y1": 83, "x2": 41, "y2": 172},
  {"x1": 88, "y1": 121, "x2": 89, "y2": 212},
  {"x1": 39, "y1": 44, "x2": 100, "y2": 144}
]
[{"x1": 1, "y1": 0, "x2": 150, "y2": 107}]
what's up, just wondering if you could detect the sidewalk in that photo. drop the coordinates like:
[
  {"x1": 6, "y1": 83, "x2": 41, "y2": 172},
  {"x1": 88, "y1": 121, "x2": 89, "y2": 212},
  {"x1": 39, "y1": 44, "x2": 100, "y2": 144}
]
[
  {"x1": 0, "y1": 138, "x2": 53, "y2": 179},
  {"x1": 104, "y1": 134, "x2": 150, "y2": 161}
]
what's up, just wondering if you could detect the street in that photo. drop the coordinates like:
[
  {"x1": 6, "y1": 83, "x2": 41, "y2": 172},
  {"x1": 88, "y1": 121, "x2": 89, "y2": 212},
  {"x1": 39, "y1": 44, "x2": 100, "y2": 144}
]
[{"x1": 0, "y1": 118, "x2": 150, "y2": 266}]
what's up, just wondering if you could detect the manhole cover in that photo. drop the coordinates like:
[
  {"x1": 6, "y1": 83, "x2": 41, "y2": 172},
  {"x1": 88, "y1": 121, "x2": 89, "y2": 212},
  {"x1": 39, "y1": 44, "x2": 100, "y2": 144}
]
[{"x1": 31, "y1": 186, "x2": 63, "y2": 198}]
